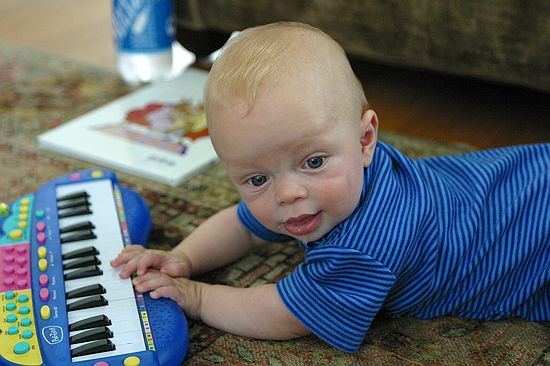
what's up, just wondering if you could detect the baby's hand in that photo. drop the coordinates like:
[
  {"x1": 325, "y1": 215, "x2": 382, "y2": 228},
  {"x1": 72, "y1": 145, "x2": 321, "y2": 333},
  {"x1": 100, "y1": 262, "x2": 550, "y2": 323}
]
[
  {"x1": 110, "y1": 245, "x2": 192, "y2": 279},
  {"x1": 132, "y1": 270, "x2": 204, "y2": 320}
]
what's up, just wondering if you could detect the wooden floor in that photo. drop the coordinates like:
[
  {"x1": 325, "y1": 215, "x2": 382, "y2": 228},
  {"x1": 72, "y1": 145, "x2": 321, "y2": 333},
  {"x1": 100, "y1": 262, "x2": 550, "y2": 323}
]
[{"x1": 1, "y1": 0, "x2": 548, "y2": 149}]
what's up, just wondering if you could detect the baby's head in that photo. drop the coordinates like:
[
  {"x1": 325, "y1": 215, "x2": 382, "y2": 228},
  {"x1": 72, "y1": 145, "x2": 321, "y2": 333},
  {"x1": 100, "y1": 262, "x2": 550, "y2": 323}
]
[{"x1": 205, "y1": 22, "x2": 379, "y2": 242}]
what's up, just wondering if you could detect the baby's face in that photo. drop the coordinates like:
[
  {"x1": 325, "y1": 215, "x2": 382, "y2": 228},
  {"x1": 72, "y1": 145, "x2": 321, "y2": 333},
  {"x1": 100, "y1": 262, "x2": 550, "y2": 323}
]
[{"x1": 209, "y1": 86, "x2": 371, "y2": 243}]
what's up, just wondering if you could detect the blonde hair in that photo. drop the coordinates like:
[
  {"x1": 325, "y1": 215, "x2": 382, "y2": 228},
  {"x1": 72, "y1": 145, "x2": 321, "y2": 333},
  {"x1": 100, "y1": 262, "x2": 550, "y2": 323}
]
[{"x1": 204, "y1": 21, "x2": 368, "y2": 118}]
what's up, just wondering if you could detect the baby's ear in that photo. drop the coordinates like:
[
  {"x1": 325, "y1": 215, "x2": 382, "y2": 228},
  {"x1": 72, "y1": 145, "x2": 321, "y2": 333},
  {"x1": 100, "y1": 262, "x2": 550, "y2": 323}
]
[{"x1": 360, "y1": 109, "x2": 379, "y2": 167}]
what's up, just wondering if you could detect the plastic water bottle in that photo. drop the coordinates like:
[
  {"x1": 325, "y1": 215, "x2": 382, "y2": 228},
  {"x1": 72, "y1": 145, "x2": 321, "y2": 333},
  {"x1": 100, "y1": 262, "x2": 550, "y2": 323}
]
[{"x1": 112, "y1": 0, "x2": 174, "y2": 84}]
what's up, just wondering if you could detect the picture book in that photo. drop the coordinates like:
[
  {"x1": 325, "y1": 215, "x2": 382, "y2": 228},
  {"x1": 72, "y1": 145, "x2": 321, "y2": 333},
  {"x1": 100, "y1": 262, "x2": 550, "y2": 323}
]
[{"x1": 38, "y1": 68, "x2": 218, "y2": 187}]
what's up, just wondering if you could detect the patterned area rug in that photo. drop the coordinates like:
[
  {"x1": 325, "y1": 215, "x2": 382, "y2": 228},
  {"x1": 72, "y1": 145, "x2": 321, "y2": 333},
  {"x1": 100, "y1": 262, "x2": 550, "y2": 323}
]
[{"x1": 1, "y1": 43, "x2": 548, "y2": 366}]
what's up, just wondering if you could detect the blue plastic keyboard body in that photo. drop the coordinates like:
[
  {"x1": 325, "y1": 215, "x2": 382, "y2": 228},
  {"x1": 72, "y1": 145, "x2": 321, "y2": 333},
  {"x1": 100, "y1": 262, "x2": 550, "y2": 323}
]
[{"x1": 0, "y1": 170, "x2": 188, "y2": 366}]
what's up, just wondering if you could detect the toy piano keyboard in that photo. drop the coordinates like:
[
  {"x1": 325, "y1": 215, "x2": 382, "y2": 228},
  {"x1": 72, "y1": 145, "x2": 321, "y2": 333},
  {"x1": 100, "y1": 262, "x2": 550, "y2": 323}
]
[{"x1": 0, "y1": 170, "x2": 188, "y2": 366}]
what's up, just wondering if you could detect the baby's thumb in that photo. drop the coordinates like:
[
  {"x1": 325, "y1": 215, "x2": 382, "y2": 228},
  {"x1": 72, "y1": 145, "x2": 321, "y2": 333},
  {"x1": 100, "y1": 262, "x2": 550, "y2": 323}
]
[{"x1": 161, "y1": 262, "x2": 190, "y2": 278}]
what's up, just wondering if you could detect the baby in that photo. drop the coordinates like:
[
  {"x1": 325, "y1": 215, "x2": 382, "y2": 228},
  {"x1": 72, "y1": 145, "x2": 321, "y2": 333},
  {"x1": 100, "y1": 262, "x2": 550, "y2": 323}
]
[{"x1": 111, "y1": 22, "x2": 550, "y2": 352}]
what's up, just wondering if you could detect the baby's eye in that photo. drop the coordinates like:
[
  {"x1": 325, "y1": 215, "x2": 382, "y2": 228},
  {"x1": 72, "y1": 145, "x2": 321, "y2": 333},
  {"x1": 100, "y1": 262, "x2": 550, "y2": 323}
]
[
  {"x1": 247, "y1": 175, "x2": 268, "y2": 187},
  {"x1": 304, "y1": 156, "x2": 326, "y2": 169}
]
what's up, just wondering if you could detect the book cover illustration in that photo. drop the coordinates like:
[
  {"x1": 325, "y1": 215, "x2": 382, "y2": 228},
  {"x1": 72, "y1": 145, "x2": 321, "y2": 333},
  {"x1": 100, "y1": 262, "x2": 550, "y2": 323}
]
[{"x1": 38, "y1": 68, "x2": 218, "y2": 187}]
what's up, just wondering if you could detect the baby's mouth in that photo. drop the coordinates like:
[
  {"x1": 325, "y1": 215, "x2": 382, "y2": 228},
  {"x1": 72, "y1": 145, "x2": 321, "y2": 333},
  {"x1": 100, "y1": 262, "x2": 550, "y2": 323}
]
[{"x1": 283, "y1": 212, "x2": 321, "y2": 236}]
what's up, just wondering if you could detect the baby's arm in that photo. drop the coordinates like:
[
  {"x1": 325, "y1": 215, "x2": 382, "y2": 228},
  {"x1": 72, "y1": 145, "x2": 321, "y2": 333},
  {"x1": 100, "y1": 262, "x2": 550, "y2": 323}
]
[
  {"x1": 134, "y1": 272, "x2": 311, "y2": 340},
  {"x1": 111, "y1": 204, "x2": 261, "y2": 278}
]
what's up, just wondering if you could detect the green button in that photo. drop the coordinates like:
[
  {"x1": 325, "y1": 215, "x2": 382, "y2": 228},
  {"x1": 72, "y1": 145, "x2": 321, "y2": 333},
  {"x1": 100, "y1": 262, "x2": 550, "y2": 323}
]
[
  {"x1": 6, "y1": 302, "x2": 17, "y2": 311},
  {"x1": 5, "y1": 291, "x2": 16, "y2": 300},
  {"x1": 19, "y1": 306, "x2": 30, "y2": 315},
  {"x1": 13, "y1": 342, "x2": 30, "y2": 355},
  {"x1": 35, "y1": 210, "x2": 45, "y2": 219},
  {"x1": 6, "y1": 314, "x2": 17, "y2": 323},
  {"x1": 20, "y1": 317, "x2": 32, "y2": 327},
  {"x1": 21, "y1": 329, "x2": 33, "y2": 339},
  {"x1": 7, "y1": 326, "x2": 19, "y2": 335},
  {"x1": 17, "y1": 294, "x2": 29, "y2": 303}
]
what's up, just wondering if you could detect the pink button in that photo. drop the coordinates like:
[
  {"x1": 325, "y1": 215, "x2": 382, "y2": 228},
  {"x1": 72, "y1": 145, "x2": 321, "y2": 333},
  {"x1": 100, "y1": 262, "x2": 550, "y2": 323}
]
[
  {"x1": 16, "y1": 246, "x2": 27, "y2": 254},
  {"x1": 16, "y1": 279, "x2": 28, "y2": 289},
  {"x1": 16, "y1": 257, "x2": 27, "y2": 265},
  {"x1": 69, "y1": 173, "x2": 81, "y2": 180},
  {"x1": 3, "y1": 266, "x2": 14, "y2": 274},
  {"x1": 36, "y1": 221, "x2": 46, "y2": 232},
  {"x1": 3, "y1": 277, "x2": 14, "y2": 286},
  {"x1": 16, "y1": 268, "x2": 27, "y2": 276},
  {"x1": 5, "y1": 255, "x2": 15, "y2": 263},
  {"x1": 37, "y1": 232, "x2": 46, "y2": 244},
  {"x1": 39, "y1": 288, "x2": 50, "y2": 301},
  {"x1": 93, "y1": 362, "x2": 110, "y2": 366},
  {"x1": 39, "y1": 274, "x2": 49, "y2": 287},
  {"x1": 5, "y1": 246, "x2": 15, "y2": 253}
]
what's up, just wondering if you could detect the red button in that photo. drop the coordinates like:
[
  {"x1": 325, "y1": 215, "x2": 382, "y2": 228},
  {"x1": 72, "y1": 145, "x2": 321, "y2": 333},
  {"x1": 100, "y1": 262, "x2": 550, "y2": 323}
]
[
  {"x1": 93, "y1": 362, "x2": 110, "y2": 366},
  {"x1": 3, "y1": 266, "x2": 14, "y2": 274},
  {"x1": 39, "y1": 274, "x2": 49, "y2": 287},
  {"x1": 39, "y1": 288, "x2": 50, "y2": 301},
  {"x1": 16, "y1": 279, "x2": 28, "y2": 289},
  {"x1": 37, "y1": 232, "x2": 46, "y2": 244},
  {"x1": 69, "y1": 173, "x2": 81, "y2": 180},
  {"x1": 3, "y1": 277, "x2": 14, "y2": 286},
  {"x1": 4, "y1": 255, "x2": 15, "y2": 263}
]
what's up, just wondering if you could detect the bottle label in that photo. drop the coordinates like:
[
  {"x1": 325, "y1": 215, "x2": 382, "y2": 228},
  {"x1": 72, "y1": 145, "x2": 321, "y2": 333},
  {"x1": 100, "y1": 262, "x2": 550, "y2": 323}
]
[{"x1": 113, "y1": 0, "x2": 173, "y2": 53}]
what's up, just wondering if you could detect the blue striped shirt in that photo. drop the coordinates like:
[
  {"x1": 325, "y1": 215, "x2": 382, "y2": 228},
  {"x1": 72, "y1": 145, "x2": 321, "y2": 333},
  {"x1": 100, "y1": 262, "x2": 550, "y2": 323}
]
[{"x1": 237, "y1": 141, "x2": 550, "y2": 352}]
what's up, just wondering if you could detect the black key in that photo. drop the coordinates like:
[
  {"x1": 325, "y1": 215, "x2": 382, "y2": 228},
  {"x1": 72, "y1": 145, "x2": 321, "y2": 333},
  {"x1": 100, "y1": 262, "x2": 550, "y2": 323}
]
[
  {"x1": 71, "y1": 338, "x2": 115, "y2": 358},
  {"x1": 57, "y1": 191, "x2": 89, "y2": 202},
  {"x1": 66, "y1": 284, "x2": 106, "y2": 300},
  {"x1": 60, "y1": 221, "x2": 95, "y2": 234},
  {"x1": 64, "y1": 256, "x2": 101, "y2": 270},
  {"x1": 69, "y1": 315, "x2": 112, "y2": 332},
  {"x1": 62, "y1": 246, "x2": 99, "y2": 260},
  {"x1": 67, "y1": 295, "x2": 108, "y2": 312},
  {"x1": 60, "y1": 230, "x2": 97, "y2": 244},
  {"x1": 57, "y1": 197, "x2": 90, "y2": 210},
  {"x1": 70, "y1": 326, "x2": 113, "y2": 345},
  {"x1": 64, "y1": 265, "x2": 103, "y2": 281},
  {"x1": 58, "y1": 206, "x2": 93, "y2": 219}
]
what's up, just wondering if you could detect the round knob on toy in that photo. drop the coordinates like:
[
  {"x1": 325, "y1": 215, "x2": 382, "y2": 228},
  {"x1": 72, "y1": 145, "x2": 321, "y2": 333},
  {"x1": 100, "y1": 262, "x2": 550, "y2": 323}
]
[{"x1": 0, "y1": 202, "x2": 9, "y2": 217}]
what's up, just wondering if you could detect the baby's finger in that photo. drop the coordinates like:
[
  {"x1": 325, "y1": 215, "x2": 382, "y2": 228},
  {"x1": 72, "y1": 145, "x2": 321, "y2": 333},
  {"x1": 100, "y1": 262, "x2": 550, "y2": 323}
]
[
  {"x1": 133, "y1": 272, "x2": 173, "y2": 293},
  {"x1": 110, "y1": 245, "x2": 145, "y2": 267},
  {"x1": 135, "y1": 252, "x2": 169, "y2": 276},
  {"x1": 160, "y1": 262, "x2": 190, "y2": 277},
  {"x1": 117, "y1": 255, "x2": 144, "y2": 279}
]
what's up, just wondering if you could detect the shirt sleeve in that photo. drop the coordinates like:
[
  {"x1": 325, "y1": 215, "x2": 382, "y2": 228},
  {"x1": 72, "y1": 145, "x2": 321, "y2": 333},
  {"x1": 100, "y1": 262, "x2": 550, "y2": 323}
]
[
  {"x1": 237, "y1": 201, "x2": 294, "y2": 242},
  {"x1": 277, "y1": 245, "x2": 396, "y2": 352}
]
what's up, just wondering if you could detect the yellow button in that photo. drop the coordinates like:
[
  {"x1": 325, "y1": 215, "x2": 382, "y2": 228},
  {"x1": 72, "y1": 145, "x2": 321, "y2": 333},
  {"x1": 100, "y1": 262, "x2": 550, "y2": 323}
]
[
  {"x1": 18, "y1": 221, "x2": 27, "y2": 229},
  {"x1": 38, "y1": 259, "x2": 48, "y2": 271},
  {"x1": 19, "y1": 206, "x2": 29, "y2": 213},
  {"x1": 9, "y1": 229, "x2": 23, "y2": 240},
  {"x1": 19, "y1": 213, "x2": 28, "y2": 220},
  {"x1": 40, "y1": 305, "x2": 50, "y2": 320},
  {"x1": 91, "y1": 170, "x2": 104, "y2": 178},
  {"x1": 124, "y1": 356, "x2": 141, "y2": 366},
  {"x1": 37, "y1": 247, "x2": 47, "y2": 259},
  {"x1": 21, "y1": 198, "x2": 30, "y2": 205}
]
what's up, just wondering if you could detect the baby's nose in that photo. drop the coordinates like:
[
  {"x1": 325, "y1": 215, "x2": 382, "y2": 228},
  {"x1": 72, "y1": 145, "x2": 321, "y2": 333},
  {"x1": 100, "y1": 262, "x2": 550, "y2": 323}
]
[{"x1": 276, "y1": 180, "x2": 308, "y2": 205}]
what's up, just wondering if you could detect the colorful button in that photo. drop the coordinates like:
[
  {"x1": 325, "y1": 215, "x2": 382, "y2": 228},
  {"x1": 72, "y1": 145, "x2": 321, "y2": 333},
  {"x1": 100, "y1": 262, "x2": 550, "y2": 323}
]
[
  {"x1": 0, "y1": 202, "x2": 9, "y2": 216},
  {"x1": 18, "y1": 221, "x2": 27, "y2": 229},
  {"x1": 39, "y1": 274, "x2": 49, "y2": 287},
  {"x1": 39, "y1": 288, "x2": 50, "y2": 302},
  {"x1": 19, "y1": 306, "x2": 31, "y2": 315},
  {"x1": 6, "y1": 314, "x2": 17, "y2": 323},
  {"x1": 7, "y1": 326, "x2": 19, "y2": 335},
  {"x1": 38, "y1": 246, "x2": 47, "y2": 259},
  {"x1": 19, "y1": 213, "x2": 28, "y2": 220},
  {"x1": 5, "y1": 245, "x2": 15, "y2": 252},
  {"x1": 16, "y1": 257, "x2": 27, "y2": 266},
  {"x1": 13, "y1": 342, "x2": 30, "y2": 355},
  {"x1": 35, "y1": 210, "x2": 45, "y2": 218},
  {"x1": 19, "y1": 206, "x2": 29, "y2": 213},
  {"x1": 40, "y1": 305, "x2": 51, "y2": 320},
  {"x1": 20, "y1": 317, "x2": 32, "y2": 327},
  {"x1": 16, "y1": 267, "x2": 27, "y2": 275},
  {"x1": 38, "y1": 259, "x2": 48, "y2": 271},
  {"x1": 15, "y1": 245, "x2": 27, "y2": 254},
  {"x1": 5, "y1": 291, "x2": 16, "y2": 300},
  {"x1": 3, "y1": 265, "x2": 14, "y2": 274},
  {"x1": 5, "y1": 255, "x2": 15, "y2": 263},
  {"x1": 36, "y1": 221, "x2": 46, "y2": 232},
  {"x1": 68, "y1": 173, "x2": 81, "y2": 180},
  {"x1": 16, "y1": 280, "x2": 28, "y2": 289},
  {"x1": 8, "y1": 229, "x2": 23, "y2": 240},
  {"x1": 124, "y1": 356, "x2": 141, "y2": 366},
  {"x1": 37, "y1": 232, "x2": 46, "y2": 244},
  {"x1": 91, "y1": 170, "x2": 104, "y2": 178},
  {"x1": 3, "y1": 277, "x2": 15, "y2": 286},
  {"x1": 17, "y1": 294, "x2": 29, "y2": 303},
  {"x1": 93, "y1": 362, "x2": 110, "y2": 366},
  {"x1": 21, "y1": 198, "x2": 30, "y2": 205},
  {"x1": 6, "y1": 302, "x2": 17, "y2": 311},
  {"x1": 21, "y1": 329, "x2": 33, "y2": 339}
]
